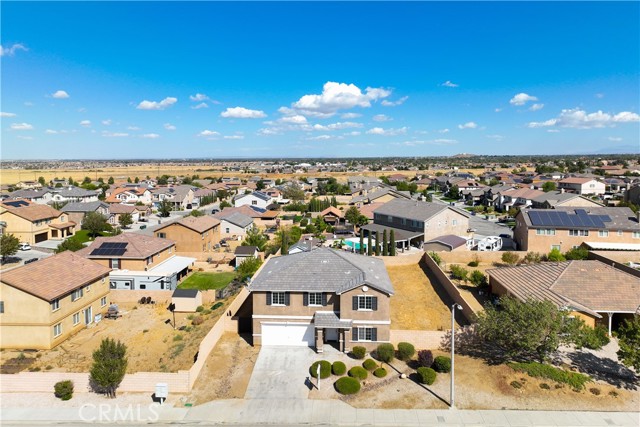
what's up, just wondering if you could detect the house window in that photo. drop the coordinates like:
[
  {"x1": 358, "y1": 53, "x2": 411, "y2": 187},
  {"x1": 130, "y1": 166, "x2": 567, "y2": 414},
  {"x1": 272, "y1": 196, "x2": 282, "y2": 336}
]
[
  {"x1": 633, "y1": 231, "x2": 640, "y2": 239},
  {"x1": 225, "y1": 228, "x2": 230, "y2": 233},
  {"x1": 0, "y1": 301, "x2": 4, "y2": 313},
  {"x1": 157, "y1": 232, "x2": 166, "y2": 238},
  {"x1": 357, "y1": 295, "x2": 374, "y2": 311},
  {"x1": 354, "y1": 327, "x2": 377, "y2": 342},
  {"x1": 569, "y1": 230, "x2": 589, "y2": 237},
  {"x1": 387, "y1": 215, "x2": 393, "y2": 222},
  {"x1": 551, "y1": 245, "x2": 561, "y2": 251},
  {"x1": 51, "y1": 299, "x2": 60, "y2": 311},
  {"x1": 598, "y1": 230, "x2": 609, "y2": 237},
  {"x1": 71, "y1": 288, "x2": 83, "y2": 302},
  {"x1": 401, "y1": 218, "x2": 406, "y2": 225},
  {"x1": 536, "y1": 229, "x2": 556, "y2": 236},
  {"x1": 110, "y1": 282, "x2": 116, "y2": 289},
  {"x1": 53, "y1": 323, "x2": 62, "y2": 337},
  {"x1": 100, "y1": 297, "x2": 107, "y2": 307},
  {"x1": 60, "y1": 216, "x2": 65, "y2": 222},
  {"x1": 111, "y1": 259, "x2": 120, "y2": 269},
  {"x1": 270, "y1": 292, "x2": 287, "y2": 306},
  {"x1": 617, "y1": 230, "x2": 623, "y2": 236},
  {"x1": 308, "y1": 292, "x2": 323, "y2": 306},
  {"x1": 252, "y1": 200, "x2": 257, "y2": 205},
  {"x1": 452, "y1": 219, "x2": 458, "y2": 226},
  {"x1": 73, "y1": 312, "x2": 80, "y2": 325}
]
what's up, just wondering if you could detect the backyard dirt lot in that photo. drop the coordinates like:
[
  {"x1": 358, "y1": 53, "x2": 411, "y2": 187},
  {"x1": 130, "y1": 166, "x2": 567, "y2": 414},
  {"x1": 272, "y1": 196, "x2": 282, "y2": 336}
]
[
  {"x1": 0, "y1": 298, "x2": 233, "y2": 374},
  {"x1": 388, "y1": 263, "x2": 460, "y2": 330},
  {"x1": 186, "y1": 332, "x2": 259, "y2": 405}
]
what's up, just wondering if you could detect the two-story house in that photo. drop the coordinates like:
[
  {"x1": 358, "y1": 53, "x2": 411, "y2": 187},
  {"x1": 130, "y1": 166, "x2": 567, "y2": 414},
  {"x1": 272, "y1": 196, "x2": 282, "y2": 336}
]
[
  {"x1": 61, "y1": 201, "x2": 110, "y2": 232},
  {"x1": 234, "y1": 191, "x2": 272, "y2": 209},
  {"x1": 0, "y1": 252, "x2": 111, "y2": 349},
  {"x1": 151, "y1": 186, "x2": 195, "y2": 210},
  {"x1": 155, "y1": 216, "x2": 220, "y2": 253},
  {"x1": 513, "y1": 206, "x2": 639, "y2": 253},
  {"x1": 212, "y1": 211, "x2": 254, "y2": 238},
  {"x1": 530, "y1": 191, "x2": 604, "y2": 209},
  {"x1": 558, "y1": 177, "x2": 606, "y2": 196},
  {"x1": 0, "y1": 200, "x2": 75, "y2": 244},
  {"x1": 248, "y1": 248, "x2": 394, "y2": 353},
  {"x1": 495, "y1": 187, "x2": 545, "y2": 212}
]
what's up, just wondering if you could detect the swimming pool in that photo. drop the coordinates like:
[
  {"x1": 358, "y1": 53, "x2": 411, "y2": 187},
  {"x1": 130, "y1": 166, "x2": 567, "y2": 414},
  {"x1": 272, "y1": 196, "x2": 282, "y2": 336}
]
[{"x1": 343, "y1": 237, "x2": 375, "y2": 251}]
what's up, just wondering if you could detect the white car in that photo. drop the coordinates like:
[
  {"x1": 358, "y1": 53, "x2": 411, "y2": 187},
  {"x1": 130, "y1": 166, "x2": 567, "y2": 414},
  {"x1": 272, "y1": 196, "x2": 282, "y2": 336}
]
[{"x1": 19, "y1": 243, "x2": 32, "y2": 251}]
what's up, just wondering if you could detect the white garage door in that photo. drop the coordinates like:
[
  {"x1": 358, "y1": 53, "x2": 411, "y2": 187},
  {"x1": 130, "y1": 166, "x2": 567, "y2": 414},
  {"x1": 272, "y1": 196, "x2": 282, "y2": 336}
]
[{"x1": 261, "y1": 323, "x2": 314, "y2": 346}]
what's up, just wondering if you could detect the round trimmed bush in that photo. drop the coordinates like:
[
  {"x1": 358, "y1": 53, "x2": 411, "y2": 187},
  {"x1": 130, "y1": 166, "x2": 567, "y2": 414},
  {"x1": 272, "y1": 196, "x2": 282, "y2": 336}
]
[
  {"x1": 332, "y1": 361, "x2": 347, "y2": 376},
  {"x1": 348, "y1": 366, "x2": 368, "y2": 381},
  {"x1": 335, "y1": 376, "x2": 361, "y2": 395},
  {"x1": 310, "y1": 360, "x2": 331, "y2": 379},
  {"x1": 362, "y1": 358, "x2": 378, "y2": 371},
  {"x1": 417, "y1": 367, "x2": 436, "y2": 385},
  {"x1": 373, "y1": 367, "x2": 387, "y2": 378},
  {"x1": 417, "y1": 349, "x2": 434, "y2": 368},
  {"x1": 433, "y1": 356, "x2": 451, "y2": 373},
  {"x1": 351, "y1": 346, "x2": 366, "y2": 360},
  {"x1": 54, "y1": 380, "x2": 74, "y2": 401},
  {"x1": 397, "y1": 342, "x2": 415, "y2": 361},
  {"x1": 375, "y1": 343, "x2": 395, "y2": 364}
]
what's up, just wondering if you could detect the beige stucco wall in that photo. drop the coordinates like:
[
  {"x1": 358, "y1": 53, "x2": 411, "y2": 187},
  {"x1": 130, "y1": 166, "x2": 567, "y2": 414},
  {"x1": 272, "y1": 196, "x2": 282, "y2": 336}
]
[
  {"x1": 423, "y1": 209, "x2": 469, "y2": 241},
  {"x1": 0, "y1": 210, "x2": 73, "y2": 244},
  {"x1": 89, "y1": 245, "x2": 175, "y2": 270},
  {"x1": 156, "y1": 223, "x2": 219, "y2": 253},
  {"x1": 516, "y1": 227, "x2": 638, "y2": 253}
]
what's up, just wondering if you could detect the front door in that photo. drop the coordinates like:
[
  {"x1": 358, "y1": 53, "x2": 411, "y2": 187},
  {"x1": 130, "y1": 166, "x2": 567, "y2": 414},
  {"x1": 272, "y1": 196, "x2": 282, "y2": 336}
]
[
  {"x1": 325, "y1": 328, "x2": 339, "y2": 342},
  {"x1": 84, "y1": 307, "x2": 92, "y2": 325}
]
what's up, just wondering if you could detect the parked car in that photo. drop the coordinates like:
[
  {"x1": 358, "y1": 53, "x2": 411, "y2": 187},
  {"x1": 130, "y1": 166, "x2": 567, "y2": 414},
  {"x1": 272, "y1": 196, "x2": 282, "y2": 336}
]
[{"x1": 19, "y1": 243, "x2": 31, "y2": 251}]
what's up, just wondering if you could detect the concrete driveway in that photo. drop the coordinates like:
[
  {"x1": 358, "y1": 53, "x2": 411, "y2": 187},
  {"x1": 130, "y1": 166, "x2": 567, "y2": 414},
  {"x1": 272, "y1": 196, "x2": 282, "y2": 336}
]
[{"x1": 245, "y1": 346, "x2": 317, "y2": 400}]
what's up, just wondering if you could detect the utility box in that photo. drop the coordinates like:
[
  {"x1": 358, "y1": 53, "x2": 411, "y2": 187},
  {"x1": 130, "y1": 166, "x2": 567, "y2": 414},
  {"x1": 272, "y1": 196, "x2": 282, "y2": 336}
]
[{"x1": 155, "y1": 383, "x2": 168, "y2": 404}]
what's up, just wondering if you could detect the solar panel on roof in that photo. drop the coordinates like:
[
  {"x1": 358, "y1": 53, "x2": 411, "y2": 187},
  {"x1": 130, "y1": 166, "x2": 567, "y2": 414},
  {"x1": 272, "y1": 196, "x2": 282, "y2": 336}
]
[{"x1": 4, "y1": 200, "x2": 29, "y2": 207}]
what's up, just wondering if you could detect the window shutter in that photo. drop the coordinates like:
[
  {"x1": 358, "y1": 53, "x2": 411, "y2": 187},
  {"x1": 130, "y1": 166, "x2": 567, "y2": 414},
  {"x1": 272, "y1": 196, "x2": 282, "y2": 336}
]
[
  {"x1": 352, "y1": 296, "x2": 358, "y2": 310},
  {"x1": 372, "y1": 296, "x2": 378, "y2": 311},
  {"x1": 266, "y1": 293, "x2": 272, "y2": 306},
  {"x1": 352, "y1": 327, "x2": 358, "y2": 341},
  {"x1": 321, "y1": 293, "x2": 327, "y2": 306},
  {"x1": 371, "y1": 328, "x2": 377, "y2": 342},
  {"x1": 285, "y1": 292, "x2": 290, "y2": 306},
  {"x1": 303, "y1": 293, "x2": 308, "y2": 306}
]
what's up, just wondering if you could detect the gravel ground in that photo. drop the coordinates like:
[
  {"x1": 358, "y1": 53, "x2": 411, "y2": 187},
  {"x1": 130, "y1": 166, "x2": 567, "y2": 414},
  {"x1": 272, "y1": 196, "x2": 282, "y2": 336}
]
[{"x1": 0, "y1": 391, "x2": 183, "y2": 408}]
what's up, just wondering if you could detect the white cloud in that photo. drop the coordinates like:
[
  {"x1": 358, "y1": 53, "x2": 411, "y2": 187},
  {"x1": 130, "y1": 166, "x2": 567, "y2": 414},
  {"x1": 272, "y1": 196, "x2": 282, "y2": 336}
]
[
  {"x1": 258, "y1": 128, "x2": 281, "y2": 136},
  {"x1": 595, "y1": 93, "x2": 605, "y2": 99},
  {"x1": 17, "y1": 135, "x2": 34, "y2": 140},
  {"x1": 529, "y1": 103, "x2": 544, "y2": 111},
  {"x1": 288, "y1": 81, "x2": 391, "y2": 117},
  {"x1": 127, "y1": 126, "x2": 141, "y2": 131},
  {"x1": 224, "y1": 135, "x2": 244, "y2": 140},
  {"x1": 164, "y1": 123, "x2": 176, "y2": 131},
  {"x1": 141, "y1": 133, "x2": 160, "y2": 139},
  {"x1": 547, "y1": 129, "x2": 560, "y2": 133},
  {"x1": 280, "y1": 115, "x2": 308, "y2": 124},
  {"x1": 314, "y1": 122, "x2": 363, "y2": 131},
  {"x1": 438, "y1": 128, "x2": 450, "y2": 133},
  {"x1": 102, "y1": 119, "x2": 112, "y2": 125},
  {"x1": 198, "y1": 130, "x2": 220, "y2": 137},
  {"x1": 495, "y1": 108, "x2": 502, "y2": 113},
  {"x1": 80, "y1": 120, "x2": 91, "y2": 127},
  {"x1": 221, "y1": 107, "x2": 266, "y2": 119},
  {"x1": 24, "y1": 102, "x2": 34, "y2": 107},
  {"x1": 440, "y1": 80, "x2": 459, "y2": 88},
  {"x1": 607, "y1": 137, "x2": 623, "y2": 142},
  {"x1": 373, "y1": 114, "x2": 391, "y2": 122},
  {"x1": 381, "y1": 96, "x2": 409, "y2": 107},
  {"x1": 486, "y1": 134, "x2": 504, "y2": 141},
  {"x1": 191, "y1": 102, "x2": 209, "y2": 110},
  {"x1": 10, "y1": 122, "x2": 33, "y2": 130},
  {"x1": 510, "y1": 93, "x2": 538, "y2": 106},
  {"x1": 190, "y1": 93, "x2": 209, "y2": 102},
  {"x1": 0, "y1": 112, "x2": 16, "y2": 117},
  {"x1": 307, "y1": 135, "x2": 332, "y2": 141},
  {"x1": 341, "y1": 112, "x2": 362, "y2": 119},
  {"x1": 136, "y1": 97, "x2": 177, "y2": 110},
  {"x1": 528, "y1": 108, "x2": 640, "y2": 129},
  {"x1": 366, "y1": 126, "x2": 408, "y2": 136},
  {"x1": 45, "y1": 129, "x2": 58, "y2": 134},
  {"x1": 344, "y1": 131, "x2": 361, "y2": 136},
  {"x1": 458, "y1": 121, "x2": 478, "y2": 129},
  {"x1": 0, "y1": 43, "x2": 28, "y2": 56},
  {"x1": 51, "y1": 90, "x2": 70, "y2": 99},
  {"x1": 102, "y1": 131, "x2": 128, "y2": 138}
]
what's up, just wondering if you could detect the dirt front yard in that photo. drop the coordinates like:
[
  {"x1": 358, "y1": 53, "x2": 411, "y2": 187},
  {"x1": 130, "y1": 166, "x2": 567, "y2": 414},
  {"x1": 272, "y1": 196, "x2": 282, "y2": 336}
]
[
  {"x1": 388, "y1": 263, "x2": 460, "y2": 330},
  {"x1": 0, "y1": 298, "x2": 233, "y2": 374}
]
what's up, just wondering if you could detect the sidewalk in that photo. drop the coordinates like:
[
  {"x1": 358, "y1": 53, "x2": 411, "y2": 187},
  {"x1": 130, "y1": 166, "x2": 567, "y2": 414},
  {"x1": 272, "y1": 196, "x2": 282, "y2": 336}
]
[{"x1": 1, "y1": 397, "x2": 639, "y2": 426}]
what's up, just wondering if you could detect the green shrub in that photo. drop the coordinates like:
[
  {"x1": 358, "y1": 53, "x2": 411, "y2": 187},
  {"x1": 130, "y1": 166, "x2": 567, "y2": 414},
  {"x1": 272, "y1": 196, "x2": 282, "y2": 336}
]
[
  {"x1": 211, "y1": 302, "x2": 224, "y2": 310},
  {"x1": 362, "y1": 358, "x2": 378, "y2": 371},
  {"x1": 470, "y1": 270, "x2": 487, "y2": 287},
  {"x1": 195, "y1": 305, "x2": 204, "y2": 312},
  {"x1": 348, "y1": 366, "x2": 368, "y2": 381},
  {"x1": 417, "y1": 350, "x2": 434, "y2": 368},
  {"x1": 375, "y1": 343, "x2": 395, "y2": 364},
  {"x1": 429, "y1": 251, "x2": 442, "y2": 266},
  {"x1": 54, "y1": 380, "x2": 74, "y2": 401},
  {"x1": 575, "y1": 325, "x2": 610, "y2": 350},
  {"x1": 507, "y1": 362, "x2": 591, "y2": 390},
  {"x1": 417, "y1": 367, "x2": 436, "y2": 385},
  {"x1": 310, "y1": 361, "x2": 331, "y2": 379},
  {"x1": 433, "y1": 356, "x2": 451, "y2": 373},
  {"x1": 510, "y1": 380, "x2": 523, "y2": 389},
  {"x1": 173, "y1": 334, "x2": 183, "y2": 341},
  {"x1": 539, "y1": 383, "x2": 550, "y2": 390},
  {"x1": 397, "y1": 342, "x2": 415, "y2": 361},
  {"x1": 546, "y1": 248, "x2": 566, "y2": 262},
  {"x1": 373, "y1": 367, "x2": 387, "y2": 378},
  {"x1": 467, "y1": 260, "x2": 479, "y2": 267},
  {"x1": 449, "y1": 265, "x2": 469, "y2": 282},
  {"x1": 501, "y1": 251, "x2": 520, "y2": 265},
  {"x1": 523, "y1": 252, "x2": 542, "y2": 264},
  {"x1": 589, "y1": 387, "x2": 601, "y2": 396},
  {"x1": 332, "y1": 361, "x2": 346, "y2": 376},
  {"x1": 351, "y1": 346, "x2": 366, "y2": 360},
  {"x1": 335, "y1": 376, "x2": 361, "y2": 395},
  {"x1": 564, "y1": 246, "x2": 589, "y2": 260}
]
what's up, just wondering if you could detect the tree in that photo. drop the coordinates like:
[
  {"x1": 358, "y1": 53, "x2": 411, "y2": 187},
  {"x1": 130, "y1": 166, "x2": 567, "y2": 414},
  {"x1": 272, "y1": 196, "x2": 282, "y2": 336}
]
[
  {"x1": 236, "y1": 257, "x2": 263, "y2": 281},
  {"x1": 55, "y1": 237, "x2": 85, "y2": 253},
  {"x1": 107, "y1": 176, "x2": 114, "y2": 185},
  {"x1": 188, "y1": 209, "x2": 204, "y2": 217},
  {"x1": 82, "y1": 212, "x2": 109, "y2": 238},
  {"x1": 448, "y1": 184, "x2": 460, "y2": 200},
  {"x1": 374, "y1": 232, "x2": 380, "y2": 256},
  {"x1": 126, "y1": 177, "x2": 132, "y2": 183},
  {"x1": 367, "y1": 233, "x2": 372, "y2": 256},
  {"x1": 134, "y1": 177, "x2": 139, "y2": 183},
  {"x1": 359, "y1": 231, "x2": 364, "y2": 255},
  {"x1": 219, "y1": 200, "x2": 232, "y2": 210},
  {"x1": 389, "y1": 230, "x2": 396, "y2": 256},
  {"x1": 158, "y1": 199, "x2": 172, "y2": 217},
  {"x1": 281, "y1": 184, "x2": 305, "y2": 201},
  {"x1": 546, "y1": 248, "x2": 566, "y2": 262},
  {"x1": 280, "y1": 229, "x2": 289, "y2": 255},
  {"x1": 470, "y1": 270, "x2": 487, "y2": 287},
  {"x1": 38, "y1": 176, "x2": 46, "y2": 186},
  {"x1": 564, "y1": 246, "x2": 589, "y2": 260},
  {"x1": 89, "y1": 338, "x2": 127, "y2": 398},
  {"x1": 382, "y1": 229, "x2": 388, "y2": 256},
  {"x1": 118, "y1": 213, "x2": 133, "y2": 229},
  {"x1": 68, "y1": 176, "x2": 74, "y2": 185},
  {"x1": 242, "y1": 226, "x2": 268, "y2": 251},
  {"x1": 617, "y1": 317, "x2": 640, "y2": 372},
  {"x1": 542, "y1": 181, "x2": 557, "y2": 192},
  {"x1": 0, "y1": 234, "x2": 20, "y2": 261},
  {"x1": 344, "y1": 206, "x2": 367, "y2": 231}
]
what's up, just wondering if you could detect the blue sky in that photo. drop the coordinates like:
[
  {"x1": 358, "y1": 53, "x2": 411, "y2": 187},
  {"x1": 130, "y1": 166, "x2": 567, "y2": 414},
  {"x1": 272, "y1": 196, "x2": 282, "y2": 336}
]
[{"x1": 1, "y1": 1, "x2": 639, "y2": 159}]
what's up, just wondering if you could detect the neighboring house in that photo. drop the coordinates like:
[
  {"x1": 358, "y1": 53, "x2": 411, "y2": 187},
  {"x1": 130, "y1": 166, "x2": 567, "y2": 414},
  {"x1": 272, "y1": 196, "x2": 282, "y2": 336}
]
[
  {"x1": 15, "y1": 181, "x2": 42, "y2": 190},
  {"x1": 193, "y1": 188, "x2": 216, "y2": 206},
  {"x1": 319, "y1": 206, "x2": 344, "y2": 225},
  {"x1": 422, "y1": 235, "x2": 468, "y2": 252},
  {"x1": 349, "y1": 186, "x2": 412, "y2": 207},
  {"x1": 487, "y1": 260, "x2": 640, "y2": 335},
  {"x1": 234, "y1": 245, "x2": 260, "y2": 267},
  {"x1": 288, "y1": 237, "x2": 322, "y2": 254},
  {"x1": 50, "y1": 187, "x2": 101, "y2": 204},
  {"x1": 77, "y1": 233, "x2": 195, "y2": 291},
  {"x1": 155, "y1": 216, "x2": 221, "y2": 253},
  {"x1": 0, "y1": 200, "x2": 75, "y2": 244},
  {"x1": 234, "y1": 191, "x2": 272, "y2": 209},
  {"x1": 213, "y1": 211, "x2": 254, "y2": 238},
  {"x1": 513, "y1": 207, "x2": 640, "y2": 253},
  {"x1": 361, "y1": 199, "x2": 470, "y2": 250},
  {"x1": 108, "y1": 204, "x2": 140, "y2": 225},
  {"x1": 558, "y1": 177, "x2": 605, "y2": 196},
  {"x1": 358, "y1": 202, "x2": 384, "y2": 221},
  {"x1": 151, "y1": 186, "x2": 195, "y2": 210},
  {"x1": 61, "y1": 201, "x2": 110, "y2": 232},
  {"x1": 248, "y1": 248, "x2": 394, "y2": 352},
  {"x1": 624, "y1": 184, "x2": 640, "y2": 205},
  {"x1": 0, "y1": 252, "x2": 111, "y2": 349},
  {"x1": 5, "y1": 189, "x2": 53, "y2": 205},
  {"x1": 495, "y1": 187, "x2": 545, "y2": 212},
  {"x1": 531, "y1": 191, "x2": 604, "y2": 209},
  {"x1": 105, "y1": 187, "x2": 152, "y2": 205}
]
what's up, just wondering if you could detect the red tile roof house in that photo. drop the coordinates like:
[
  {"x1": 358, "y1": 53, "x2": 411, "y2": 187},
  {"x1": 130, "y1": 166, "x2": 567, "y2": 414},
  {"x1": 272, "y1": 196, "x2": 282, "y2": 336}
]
[{"x1": 558, "y1": 177, "x2": 606, "y2": 196}]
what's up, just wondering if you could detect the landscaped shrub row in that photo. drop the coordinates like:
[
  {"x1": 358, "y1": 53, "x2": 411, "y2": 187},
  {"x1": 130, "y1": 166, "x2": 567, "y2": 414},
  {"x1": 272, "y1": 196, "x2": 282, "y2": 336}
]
[
  {"x1": 352, "y1": 346, "x2": 367, "y2": 360},
  {"x1": 507, "y1": 362, "x2": 591, "y2": 390},
  {"x1": 335, "y1": 376, "x2": 361, "y2": 395},
  {"x1": 332, "y1": 361, "x2": 346, "y2": 376},
  {"x1": 417, "y1": 367, "x2": 437, "y2": 385},
  {"x1": 348, "y1": 366, "x2": 368, "y2": 380},
  {"x1": 417, "y1": 350, "x2": 434, "y2": 368},
  {"x1": 373, "y1": 367, "x2": 387, "y2": 378},
  {"x1": 433, "y1": 356, "x2": 451, "y2": 373},
  {"x1": 54, "y1": 380, "x2": 74, "y2": 400},
  {"x1": 362, "y1": 358, "x2": 378, "y2": 371},
  {"x1": 375, "y1": 343, "x2": 395, "y2": 364},
  {"x1": 310, "y1": 360, "x2": 332, "y2": 379},
  {"x1": 397, "y1": 342, "x2": 415, "y2": 361}
]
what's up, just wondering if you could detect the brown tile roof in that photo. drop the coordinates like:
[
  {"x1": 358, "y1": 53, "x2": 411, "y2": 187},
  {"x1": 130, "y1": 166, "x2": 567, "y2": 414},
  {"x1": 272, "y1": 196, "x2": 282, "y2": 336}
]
[
  {"x1": 78, "y1": 232, "x2": 175, "y2": 259},
  {"x1": 156, "y1": 215, "x2": 220, "y2": 234},
  {"x1": 1, "y1": 252, "x2": 111, "y2": 302},
  {"x1": 320, "y1": 206, "x2": 344, "y2": 218},
  {"x1": 559, "y1": 177, "x2": 595, "y2": 184},
  {"x1": 359, "y1": 202, "x2": 384, "y2": 220},
  {"x1": 49, "y1": 221, "x2": 76, "y2": 229},
  {"x1": 108, "y1": 204, "x2": 136, "y2": 214},
  {"x1": 2, "y1": 204, "x2": 62, "y2": 222},
  {"x1": 215, "y1": 205, "x2": 264, "y2": 218},
  {"x1": 501, "y1": 187, "x2": 545, "y2": 199},
  {"x1": 487, "y1": 260, "x2": 640, "y2": 315}
]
